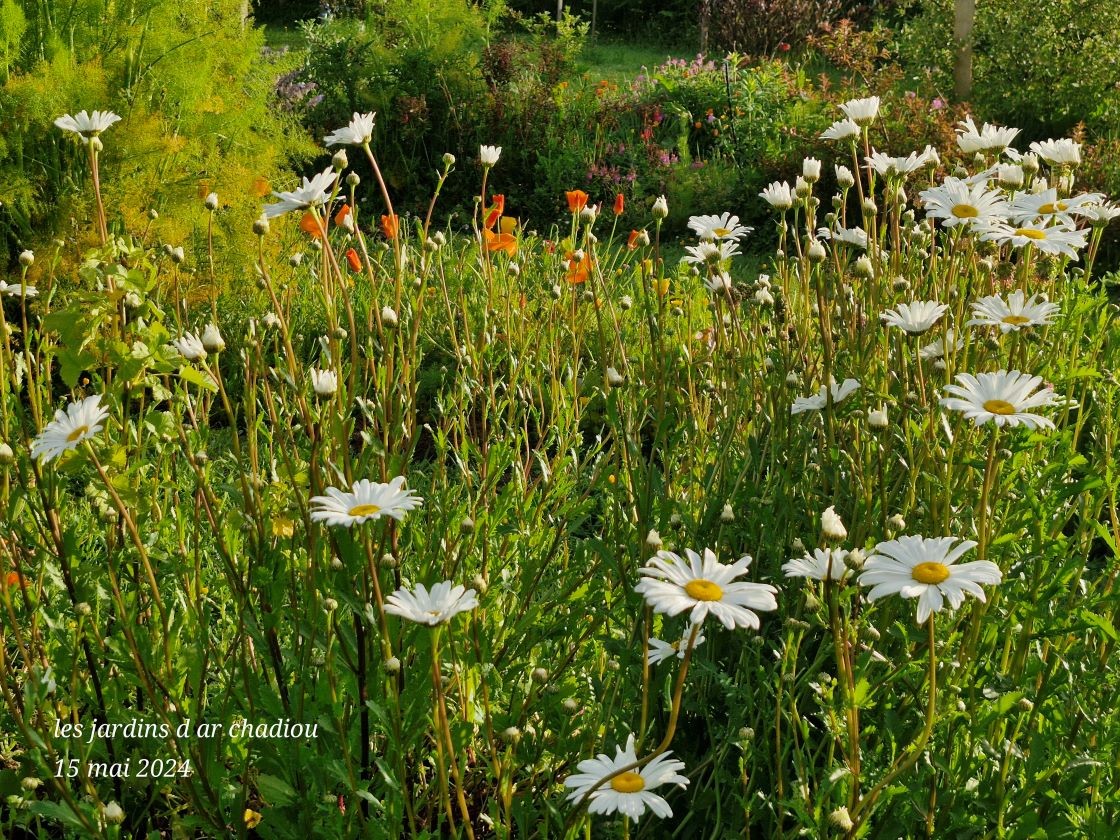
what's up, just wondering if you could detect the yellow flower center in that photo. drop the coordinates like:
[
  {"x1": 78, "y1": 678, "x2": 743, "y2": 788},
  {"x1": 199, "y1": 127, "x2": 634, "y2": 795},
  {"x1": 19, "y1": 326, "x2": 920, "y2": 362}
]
[
  {"x1": 66, "y1": 425, "x2": 89, "y2": 442},
  {"x1": 713, "y1": 227, "x2": 732, "y2": 237},
  {"x1": 1001, "y1": 315, "x2": 1031, "y2": 325},
  {"x1": 982, "y1": 399, "x2": 1017, "y2": 415},
  {"x1": 610, "y1": 772, "x2": 646, "y2": 793},
  {"x1": 684, "y1": 579, "x2": 724, "y2": 601},
  {"x1": 911, "y1": 562, "x2": 950, "y2": 585},
  {"x1": 1014, "y1": 228, "x2": 1046, "y2": 241},
  {"x1": 1038, "y1": 202, "x2": 1067, "y2": 214},
  {"x1": 347, "y1": 504, "x2": 381, "y2": 517},
  {"x1": 951, "y1": 204, "x2": 979, "y2": 218}
]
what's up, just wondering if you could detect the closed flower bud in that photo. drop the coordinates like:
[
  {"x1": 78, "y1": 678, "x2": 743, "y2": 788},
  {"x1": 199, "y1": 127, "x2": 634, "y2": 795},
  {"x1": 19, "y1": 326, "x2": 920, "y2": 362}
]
[
  {"x1": 606, "y1": 366, "x2": 624, "y2": 387},
  {"x1": 844, "y1": 548, "x2": 866, "y2": 571},
  {"x1": 645, "y1": 529, "x2": 663, "y2": 549},
  {"x1": 821, "y1": 506, "x2": 847, "y2": 541},
  {"x1": 652, "y1": 195, "x2": 669, "y2": 219},
  {"x1": 471, "y1": 574, "x2": 488, "y2": 594},
  {"x1": 204, "y1": 192, "x2": 218, "y2": 211},
  {"x1": 802, "y1": 157, "x2": 821, "y2": 182},
  {"x1": 854, "y1": 255, "x2": 874, "y2": 277},
  {"x1": 620, "y1": 294, "x2": 633, "y2": 310},
  {"x1": 807, "y1": 240, "x2": 826, "y2": 262},
  {"x1": 829, "y1": 807, "x2": 854, "y2": 831},
  {"x1": 170, "y1": 246, "x2": 185, "y2": 264},
  {"x1": 0, "y1": 442, "x2": 13, "y2": 464},
  {"x1": 322, "y1": 597, "x2": 338, "y2": 612},
  {"x1": 201, "y1": 323, "x2": 225, "y2": 353},
  {"x1": 460, "y1": 516, "x2": 475, "y2": 534},
  {"x1": 18, "y1": 250, "x2": 33, "y2": 267},
  {"x1": 381, "y1": 306, "x2": 398, "y2": 328},
  {"x1": 835, "y1": 165, "x2": 855, "y2": 188},
  {"x1": 384, "y1": 656, "x2": 401, "y2": 674},
  {"x1": 795, "y1": 176, "x2": 811, "y2": 198},
  {"x1": 754, "y1": 288, "x2": 774, "y2": 306},
  {"x1": 442, "y1": 152, "x2": 456, "y2": 167},
  {"x1": 102, "y1": 802, "x2": 125, "y2": 825},
  {"x1": 332, "y1": 149, "x2": 349, "y2": 171},
  {"x1": 532, "y1": 667, "x2": 548, "y2": 683},
  {"x1": 20, "y1": 777, "x2": 42, "y2": 791},
  {"x1": 861, "y1": 198, "x2": 877, "y2": 216},
  {"x1": 869, "y1": 406, "x2": 888, "y2": 428},
  {"x1": 887, "y1": 513, "x2": 906, "y2": 531}
]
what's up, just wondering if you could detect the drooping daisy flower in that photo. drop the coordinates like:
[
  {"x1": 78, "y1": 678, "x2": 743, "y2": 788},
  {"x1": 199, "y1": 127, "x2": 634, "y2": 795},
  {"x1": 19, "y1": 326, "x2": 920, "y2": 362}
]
[
  {"x1": 1029, "y1": 138, "x2": 1081, "y2": 166},
  {"x1": 791, "y1": 378, "x2": 861, "y2": 414},
  {"x1": 172, "y1": 332, "x2": 207, "y2": 362},
  {"x1": 955, "y1": 116, "x2": 1020, "y2": 156},
  {"x1": 783, "y1": 547, "x2": 850, "y2": 581},
  {"x1": 479, "y1": 145, "x2": 502, "y2": 166},
  {"x1": 647, "y1": 626, "x2": 706, "y2": 665},
  {"x1": 817, "y1": 225, "x2": 868, "y2": 249},
  {"x1": 705, "y1": 271, "x2": 733, "y2": 293},
  {"x1": 384, "y1": 580, "x2": 478, "y2": 625},
  {"x1": 634, "y1": 548, "x2": 778, "y2": 631},
  {"x1": 54, "y1": 110, "x2": 122, "y2": 142},
  {"x1": 858, "y1": 535, "x2": 1000, "y2": 624},
  {"x1": 687, "y1": 213, "x2": 752, "y2": 242},
  {"x1": 866, "y1": 150, "x2": 930, "y2": 179},
  {"x1": 967, "y1": 291, "x2": 1059, "y2": 333},
  {"x1": 759, "y1": 181, "x2": 794, "y2": 211},
  {"x1": 1077, "y1": 202, "x2": 1120, "y2": 226},
  {"x1": 918, "y1": 329, "x2": 963, "y2": 361},
  {"x1": 681, "y1": 239, "x2": 740, "y2": 266},
  {"x1": 309, "y1": 477, "x2": 423, "y2": 527},
  {"x1": 263, "y1": 167, "x2": 338, "y2": 219},
  {"x1": 940, "y1": 370, "x2": 1060, "y2": 429},
  {"x1": 839, "y1": 96, "x2": 880, "y2": 125},
  {"x1": 1007, "y1": 188, "x2": 1104, "y2": 226},
  {"x1": 820, "y1": 119, "x2": 860, "y2": 142},
  {"x1": 918, "y1": 178, "x2": 1009, "y2": 227},
  {"x1": 31, "y1": 395, "x2": 111, "y2": 463},
  {"x1": 564, "y1": 734, "x2": 689, "y2": 820},
  {"x1": 323, "y1": 112, "x2": 376, "y2": 147},
  {"x1": 977, "y1": 222, "x2": 1087, "y2": 259},
  {"x1": 0, "y1": 281, "x2": 39, "y2": 298},
  {"x1": 880, "y1": 300, "x2": 949, "y2": 334}
]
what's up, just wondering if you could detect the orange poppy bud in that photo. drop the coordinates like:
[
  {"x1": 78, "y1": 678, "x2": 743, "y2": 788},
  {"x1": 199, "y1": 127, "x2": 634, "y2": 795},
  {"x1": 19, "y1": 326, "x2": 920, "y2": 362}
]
[
  {"x1": 627, "y1": 229, "x2": 641, "y2": 250},
  {"x1": 300, "y1": 212, "x2": 326, "y2": 239},
  {"x1": 614, "y1": 193, "x2": 625, "y2": 216},
  {"x1": 334, "y1": 204, "x2": 352, "y2": 227},
  {"x1": 566, "y1": 190, "x2": 589, "y2": 214},
  {"x1": 345, "y1": 248, "x2": 361, "y2": 272},
  {"x1": 380, "y1": 214, "x2": 399, "y2": 240}
]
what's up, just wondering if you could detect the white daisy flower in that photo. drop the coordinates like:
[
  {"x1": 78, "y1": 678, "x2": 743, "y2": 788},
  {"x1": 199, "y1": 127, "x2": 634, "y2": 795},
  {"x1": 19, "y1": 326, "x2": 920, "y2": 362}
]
[
  {"x1": 310, "y1": 368, "x2": 338, "y2": 396},
  {"x1": 564, "y1": 734, "x2": 689, "y2": 820},
  {"x1": 866, "y1": 150, "x2": 929, "y2": 179},
  {"x1": 1077, "y1": 202, "x2": 1120, "y2": 225},
  {"x1": 1007, "y1": 188, "x2": 1104, "y2": 226},
  {"x1": 759, "y1": 181, "x2": 794, "y2": 211},
  {"x1": 263, "y1": 167, "x2": 338, "y2": 219},
  {"x1": 687, "y1": 213, "x2": 752, "y2": 242},
  {"x1": 817, "y1": 225, "x2": 868, "y2": 249},
  {"x1": 172, "y1": 332, "x2": 207, "y2": 362},
  {"x1": 384, "y1": 580, "x2": 478, "y2": 625},
  {"x1": 967, "y1": 291, "x2": 1060, "y2": 333},
  {"x1": 955, "y1": 116, "x2": 1020, "y2": 155},
  {"x1": 839, "y1": 96, "x2": 880, "y2": 125},
  {"x1": 820, "y1": 119, "x2": 861, "y2": 142},
  {"x1": 1029, "y1": 138, "x2": 1081, "y2": 166},
  {"x1": 705, "y1": 271, "x2": 733, "y2": 293},
  {"x1": 634, "y1": 548, "x2": 778, "y2": 631},
  {"x1": 791, "y1": 378, "x2": 861, "y2": 414},
  {"x1": 880, "y1": 300, "x2": 949, "y2": 334},
  {"x1": 681, "y1": 239, "x2": 740, "y2": 266},
  {"x1": 918, "y1": 178, "x2": 1009, "y2": 227},
  {"x1": 479, "y1": 144, "x2": 502, "y2": 166},
  {"x1": 859, "y1": 535, "x2": 1001, "y2": 624},
  {"x1": 323, "y1": 112, "x2": 376, "y2": 147},
  {"x1": 309, "y1": 477, "x2": 423, "y2": 527},
  {"x1": 31, "y1": 395, "x2": 110, "y2": 463},
  {"x1": 647, "y1": 626, "x2": 706, "y2": 665},
  {"x1": 783, "y1": 547, "x2": 850, "y2": 581},
  {"x1": 940, "y1": 370, "x2": 1060, "y2": 429},
  {"x1": 918, "y1": 329, "x2": 963, "y2": 361},
  {"x1": 821, "y1": 506, "x2": 848, "y2": 541},
  {"x1": 977, "y1": 222, "x2": 1087, "y2": 259},
  {"x1": 54, "y1": 110, "x2": 122, "y2": 142},
  {"x1": 996, "y1": 164, "x2": 1024, "y2": 189},
  {"x1": 0, "y1": 280, "x2": 39, "y2": 298}
]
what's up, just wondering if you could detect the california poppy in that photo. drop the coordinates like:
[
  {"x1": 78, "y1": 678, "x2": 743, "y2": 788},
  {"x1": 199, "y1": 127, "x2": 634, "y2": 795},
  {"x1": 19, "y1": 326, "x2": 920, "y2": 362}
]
[
  {"x1": 3, "y1": 571, "x2": 23, "y2": 588},
  {"x1": 565, "y1": 251, "x2": 593, "y2": 285},
  {"x1": 566, "y1": 190, "x2": 589, "y2": 214},
  {"x1": 380, "y1": 214, "x2": 399, "y2": 240},
  {"x1": 345, "y1": 248, "x2": 361, "y2": 272},
  {"x1": 334, "y1": 204, "x2": 352, "y2": 228},
  {"x1": 483, "y1": 194, "x2": 505, "y2": 231},
  {"x1": 614, "y1": 193, "x2": 625, "y2": 216},
  {"x1": 627, "y1": 229, "x2": 642, "y2": 250},
  {"x1": 482, "y1": 228, "x2": 517, "y2": 257},
  {"x1": 300, "y1": 212, "x2": 326, "y2": 239}
]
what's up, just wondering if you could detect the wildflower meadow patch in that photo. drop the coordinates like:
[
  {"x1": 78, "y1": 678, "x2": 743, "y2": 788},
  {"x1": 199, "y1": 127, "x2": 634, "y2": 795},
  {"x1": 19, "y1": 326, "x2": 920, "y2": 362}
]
[{"x1": 2, "y1": 37, "x2": 1120, "y2": 840}]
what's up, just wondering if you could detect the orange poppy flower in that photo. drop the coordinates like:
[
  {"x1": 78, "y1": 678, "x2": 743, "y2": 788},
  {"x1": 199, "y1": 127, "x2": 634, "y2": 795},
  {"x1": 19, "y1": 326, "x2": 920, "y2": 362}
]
[
  {"x1": 251, "y1": 176, "x2": 271, "y2": 198},
  {"x1": 500, "y1": 215, "x2": 518, "y2": 235},
  {"x1": 566, "y1": 190, "x2": 589, "y2": 214},
  {"x1": 482, "y1": 228, "x2": 517, "y2": 257},
  {"x1": 345, "y1": 248, "x2": 361, "y2": 272},
  {"x1": 380, "y1": 214, "x2": 399, "y2": 240},
  {"x1": 334, "y1": 203, "x2": 352, "y2": 227},
  {"x1": 483, "y1": 194, "x2": 506, "y2": 231},
  {"x1": 565, "y1": 251, "x2": 593, "y2": 285},
  {"x1": 614, "y1": 193, "x2": 625, "y2": 216},
  {"x1": 300, "y1": 212, "x2": 326, "y2": 239},
  {"x1": 3, "y1": 571, "x2": 23, "y2": 588},
  {"x1": 627, "y1": 229, "x2": 642, "y2": 250}
]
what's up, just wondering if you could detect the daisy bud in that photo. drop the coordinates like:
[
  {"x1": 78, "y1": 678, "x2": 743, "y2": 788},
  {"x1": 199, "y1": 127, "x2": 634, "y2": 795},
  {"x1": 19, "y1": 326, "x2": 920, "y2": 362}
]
[
  {"x1": 1021, "y1": 152, "x2": 1040, "y2": 174},
  {"x1": 997, "y1": 165, "x2": 1023, "y2": 189},
  {"x1": 562, "y1": 698, "x2": 579, "y2": 713},
  {"x1": 550, "y1": 284, "x2": 562, "y2": 299},
  {"x1": 868, "y1": 406, "x2": 888, "y2": 429},
  {"x1": 381, "y1": 306, "x2": 398, "y2": 328},
  {"x1": 804, "y1": 590, "x2": 821, "y2": 610},
  {"x1": 645, "y1": 529, "x2": 663, "y2": 549},
  {"x1": 332, "y1": 149, "x2": 349, "y2": 171},
  {"x1": 835, "y1": 165, "x2": 855, "y2": 188},
  {"x1": 757, "y1": 273, "x2": 771, "y2": 288},
  {"x1": 204, "y1": 192, "x2": 218, "y2": 211},
  {"x1": 887, "y1": 513, "x2": 906, "y2": 531},
  {"x1": 102, "y1": 802, "x2": 125, "y2": 825},
  {"x1": 345, "y1": 172, "x2": 360, "y2": 188},
  {"x1": 720, "y1": 503, "x2": 735, "y2": 522},
  {"x1": 754, "y1": 288, "x2": 774, "y2": 306},
  {"x1": 380, "y1": 553, "x2": 398, "y2": 569},
  {"x1": 802, "y1": 157, "x2": 821, "y2": 182},
  {"x1": 170, "y1": 246, "x2": 185, "y2": 264},
  {"x1": 829, "y1": 807, "x2": 854, "y2": 831},
  {"x1": 579, "y1": 206, "x2": 597, "y2": 224},
  {"x1": 442, "y1": 152, "x2": 456, "y2": 167},
  {"x1": 791, "y1": 537, "x2": 805, "y2": 552},
  {"x1": 620, "y1": 294, "x2": 633, "y2": 310},
  {"x1": 1018, "y1": 697, "x2": 1034, "y2": 712},
  {"x1": 785, "y1": 372, "x2": 800, "y2": 387},
  {"x1": 432, "y1": 231, "x2": 447, "y2": 247},
  {"x1": 471, "y1": 574, "x2": 488, "y2": 594},
  {"x1": 821, "y1": 506, "x2": 847, "y2": 541},
  {"x1": 807, "y1": 240, "x2": 826, "y2": 262},
  {"x1": 508, "y1": 262, "x2": 520, "y2": 277},
  {"x1": 0, "y1": 442, "x2": 13, "y2": 464},
  {"x1": 384, "y1": 656, "x2": 401, "y2": 674},
  {"x1": 844, "y1": 548, "x2": 866, "y2": 571},
  {"x1": 460, "y1": 516, "x2": 475, "y2": 534},
  {"x1": 310, "y1": 368, "x2": 337, "y2": 397},
  {"x1": 201, "y1": 323, "x2": 225, "y2": 353},
  {"x1": 861, "y1": 198, "x2": 877, "y2": 216},
  {"x1": 738, "y1": 726, "x2": 754, "y2": 741},
  {"x1": 531, "y1": 667, "x2": 548, "y2": 683},
  {"x1": 148, "y1": 208, "x2": 159, "y2": 220},
  {"x1": 331, "y1": 557, "x2": 344, "y2": 570},
  {"x1": 322, "y1": 597, "x2": 338, "y2": 612},
  {"x1": 18, "y1": 250, "x2": 33, "y2": 267},
  {"x1": 651, "y1": 195, "x2": 669, "y2": 219},
  {"x1": 20, "y1": 777, "x2": 41, "y2": 791},
  {"x1": 606, "y1": 366, "x2": 624, "y2": 387},
  {"x1": 795, "y1": 176, "x2": 811, "y2": 198}
]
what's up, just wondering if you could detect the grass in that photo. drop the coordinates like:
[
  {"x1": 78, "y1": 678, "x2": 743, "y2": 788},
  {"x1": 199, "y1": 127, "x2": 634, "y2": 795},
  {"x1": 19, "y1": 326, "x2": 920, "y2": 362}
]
[{"x1": 579, "y1": 37, "x2": 691, "y2": 86}]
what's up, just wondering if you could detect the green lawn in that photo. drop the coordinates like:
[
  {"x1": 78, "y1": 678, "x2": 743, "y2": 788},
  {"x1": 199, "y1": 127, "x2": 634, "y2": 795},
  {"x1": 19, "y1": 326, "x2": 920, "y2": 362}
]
[{"x1": 578, "y1": 37, "x2": 689, "y2": 86}]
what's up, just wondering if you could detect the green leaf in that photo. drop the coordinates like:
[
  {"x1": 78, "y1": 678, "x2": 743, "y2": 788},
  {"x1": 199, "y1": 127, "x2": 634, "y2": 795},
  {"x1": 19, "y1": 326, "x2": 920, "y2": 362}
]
[{"x1": 255, "y1": 773, "x2": 297, "y2": 807}]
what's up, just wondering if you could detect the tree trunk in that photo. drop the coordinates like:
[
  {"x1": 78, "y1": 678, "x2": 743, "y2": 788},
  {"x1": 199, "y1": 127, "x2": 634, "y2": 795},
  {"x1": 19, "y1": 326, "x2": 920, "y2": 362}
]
[
  {"x1": 699, "y1": 0, "x2": 711, "y2": 54},
  {"x1": 953, "y1": 0, "x2": 976, "y2": 101}
]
